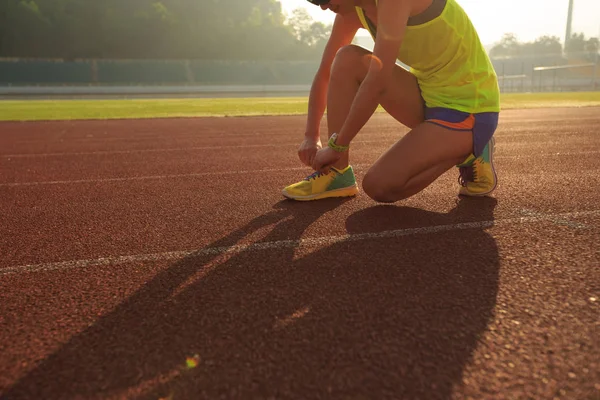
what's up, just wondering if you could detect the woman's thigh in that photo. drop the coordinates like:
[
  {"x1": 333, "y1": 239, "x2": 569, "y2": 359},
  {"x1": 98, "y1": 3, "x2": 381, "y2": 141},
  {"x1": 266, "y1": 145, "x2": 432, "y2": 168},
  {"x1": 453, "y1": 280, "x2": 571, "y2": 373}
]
[
  {"x1": 362, "y1": 121, "x2": 472, "y2": 198},
  {"x1": 380, "y1": 64, "x2": 425, "y2": 129},
  {"x1": 336, "y1": 45, "x2": 425, "y2": 128}
]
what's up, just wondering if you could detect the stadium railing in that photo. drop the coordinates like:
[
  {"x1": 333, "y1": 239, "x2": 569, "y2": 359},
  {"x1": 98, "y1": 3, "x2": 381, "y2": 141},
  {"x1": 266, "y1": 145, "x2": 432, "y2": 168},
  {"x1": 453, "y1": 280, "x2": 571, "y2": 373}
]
[{"x1": 0, "y1": 52, "x2": 598, "y2": 95}]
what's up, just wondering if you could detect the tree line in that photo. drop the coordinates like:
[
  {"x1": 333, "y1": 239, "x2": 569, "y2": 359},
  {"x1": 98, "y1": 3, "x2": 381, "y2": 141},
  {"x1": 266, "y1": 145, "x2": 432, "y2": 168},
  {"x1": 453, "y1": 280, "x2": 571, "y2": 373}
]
[
  {"x1": 0, "y1": 0, "x2": 332, "y2": 60},
  {"x1": 1, "y1": 0, "x2": 598, "y2": 61},
  {"x1": 490, "y1": 33, "x2": 599, "y2": 59}
]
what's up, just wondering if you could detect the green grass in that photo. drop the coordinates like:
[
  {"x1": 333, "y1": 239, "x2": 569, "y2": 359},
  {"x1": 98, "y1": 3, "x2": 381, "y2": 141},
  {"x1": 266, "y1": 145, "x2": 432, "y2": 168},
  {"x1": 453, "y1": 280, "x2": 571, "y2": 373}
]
[{"x1": 1, "y1": 92, "x2": 599, "y2": 122}]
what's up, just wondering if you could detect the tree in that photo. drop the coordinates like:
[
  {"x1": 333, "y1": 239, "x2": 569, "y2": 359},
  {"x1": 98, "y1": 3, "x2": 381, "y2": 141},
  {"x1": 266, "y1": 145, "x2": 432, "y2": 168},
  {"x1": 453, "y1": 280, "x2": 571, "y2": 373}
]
[
  {"x1": 528, "y1": 36, "x2": 562, "y2": 56},
  {"x1": 1, "y1": 0, "x2": 52, "y2": 57},
  {"x1": 566, "y1": 32, "x2": 600, "y2": 59},
  {"x1": 585, "y1": 37, "x2": 599, "y2": 54},
  {"x1": 0, "y1": 0, "x2": 329, "y2": 60},
  {"x1": 489, "y1": 33, "x2": 520, "y2": 58},
  {"x1": 308, "y1": 21, "x2": 331, "y2": 49},
  {"x1": 286, "y1": 8, "x2": 332, "y2": 48},
  {"x1": 566, "y1": 32, "x2": 586, "y2": 53},
  {"x1": 489, "y1": 33, "x2": 596, "y2": 59}
]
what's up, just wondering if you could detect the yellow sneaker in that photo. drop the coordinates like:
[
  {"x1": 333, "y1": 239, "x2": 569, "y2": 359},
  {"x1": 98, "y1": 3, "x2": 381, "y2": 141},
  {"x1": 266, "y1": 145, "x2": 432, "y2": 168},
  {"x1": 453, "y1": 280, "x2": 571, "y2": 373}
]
[
  {"x1": 458, "y1": 137, "x2": 497, "y2": 196},
  {"x1": 282, "y1": 165, "x2": 359, "y2": 201}
]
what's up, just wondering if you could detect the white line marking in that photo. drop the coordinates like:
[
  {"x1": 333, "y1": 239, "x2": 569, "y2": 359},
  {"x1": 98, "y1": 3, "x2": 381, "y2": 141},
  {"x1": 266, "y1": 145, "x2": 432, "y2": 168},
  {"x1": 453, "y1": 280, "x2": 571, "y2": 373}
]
[
  {"x1": 2, "y1": 160, "x2": 599, "y2": 188},
  {"x1": 500, "y1": 151, "x2": 600, "y2": 157},
  {"x1": 521, "y1": 209, "x2": 589, "y2": 229},
  {"x1": 2, "y1": 209, "x2": 599, "y2": 277},
  {"x1": 0, "y1": 166, "x2": 324, "y2": 187}
]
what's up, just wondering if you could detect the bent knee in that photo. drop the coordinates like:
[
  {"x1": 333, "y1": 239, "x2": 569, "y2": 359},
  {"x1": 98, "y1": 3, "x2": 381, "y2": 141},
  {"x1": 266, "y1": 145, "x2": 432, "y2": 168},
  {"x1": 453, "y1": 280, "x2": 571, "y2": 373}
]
[
  {"x1": 362, "y1": 172, "x2": 404, "y2": 203},
  {"x1": 332, "y1": 45, "x2": 370, "y2": 74}
]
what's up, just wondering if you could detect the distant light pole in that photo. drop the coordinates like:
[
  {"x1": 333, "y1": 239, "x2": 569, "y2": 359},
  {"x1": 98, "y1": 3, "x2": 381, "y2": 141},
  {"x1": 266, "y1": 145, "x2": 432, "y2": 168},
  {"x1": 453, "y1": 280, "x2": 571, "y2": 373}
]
[{"x1": 564, "y1": 0, "x2": 574, "y2": 51}]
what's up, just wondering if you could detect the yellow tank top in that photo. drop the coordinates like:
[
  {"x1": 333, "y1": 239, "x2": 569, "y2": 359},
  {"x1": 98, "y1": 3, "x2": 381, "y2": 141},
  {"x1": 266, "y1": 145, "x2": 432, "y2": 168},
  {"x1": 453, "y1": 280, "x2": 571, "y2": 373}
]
[{"x1": 356, "y1": 0, "x2": 500, "y2": 113}]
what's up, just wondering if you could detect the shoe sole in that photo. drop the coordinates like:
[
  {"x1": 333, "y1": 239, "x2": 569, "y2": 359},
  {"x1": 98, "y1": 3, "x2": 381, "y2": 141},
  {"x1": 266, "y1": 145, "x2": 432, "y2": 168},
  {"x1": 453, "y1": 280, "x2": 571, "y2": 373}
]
[
  {"x1": 282, "y1": 185, "x2": 359, "y2": 201},
  {"x1": 459, "y1": 137, "x2": 498, "y2": 197}
]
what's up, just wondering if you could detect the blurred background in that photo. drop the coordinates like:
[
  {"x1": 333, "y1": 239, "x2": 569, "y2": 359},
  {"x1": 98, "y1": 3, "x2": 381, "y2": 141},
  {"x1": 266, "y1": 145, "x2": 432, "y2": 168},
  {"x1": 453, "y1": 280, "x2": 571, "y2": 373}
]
[{"x1": 0, "y1": 0, "x2": 598, "y2": 97}]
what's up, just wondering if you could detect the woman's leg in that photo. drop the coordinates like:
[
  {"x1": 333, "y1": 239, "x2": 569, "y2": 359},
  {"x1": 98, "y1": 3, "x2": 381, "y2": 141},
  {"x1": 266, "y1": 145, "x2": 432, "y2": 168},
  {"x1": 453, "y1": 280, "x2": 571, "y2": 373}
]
[
  {"x1": 326, "y1": 44, "x2": 425, "y2": 170},
  {"x1": 325, "y1": 44, "x2": 472, "y2": 202},
  {"x1": 362, "y1": 122, "x2": 471, "y2": 202}
]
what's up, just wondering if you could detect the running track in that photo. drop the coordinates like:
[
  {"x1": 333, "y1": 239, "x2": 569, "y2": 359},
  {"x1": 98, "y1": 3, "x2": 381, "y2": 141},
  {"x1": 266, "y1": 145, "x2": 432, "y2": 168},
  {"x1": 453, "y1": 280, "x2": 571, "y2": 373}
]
[{"x1": 1, "y1": 107, "x2": 599, "y2": 399}]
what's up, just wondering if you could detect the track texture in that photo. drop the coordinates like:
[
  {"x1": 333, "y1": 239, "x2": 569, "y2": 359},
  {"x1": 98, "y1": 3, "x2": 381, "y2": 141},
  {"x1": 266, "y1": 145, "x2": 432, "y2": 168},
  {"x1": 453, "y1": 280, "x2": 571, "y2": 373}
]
[{"x1": 1, "y1": 108, "x2": 599, "y2": 399}]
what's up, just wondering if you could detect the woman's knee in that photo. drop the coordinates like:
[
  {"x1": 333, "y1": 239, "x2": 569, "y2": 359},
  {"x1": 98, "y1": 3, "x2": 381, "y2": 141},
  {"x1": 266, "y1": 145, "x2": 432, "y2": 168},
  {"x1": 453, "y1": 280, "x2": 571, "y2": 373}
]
[
  {"x1": 362, "y1": 170, "x2": 404, "y2": 203},
  {"x1": 331, "y1": 45, "x2": 369, "y2": 77}
]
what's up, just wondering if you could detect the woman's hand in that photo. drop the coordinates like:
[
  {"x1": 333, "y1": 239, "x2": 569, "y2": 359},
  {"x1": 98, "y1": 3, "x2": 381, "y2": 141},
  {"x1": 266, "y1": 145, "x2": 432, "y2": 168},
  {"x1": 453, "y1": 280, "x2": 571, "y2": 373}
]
[
  {"x1": 298, "y1": 137, "x2": 322, "y2": 167},
  {"x1": 312, "y1": 146, "x2": 342, "y2": 173}
]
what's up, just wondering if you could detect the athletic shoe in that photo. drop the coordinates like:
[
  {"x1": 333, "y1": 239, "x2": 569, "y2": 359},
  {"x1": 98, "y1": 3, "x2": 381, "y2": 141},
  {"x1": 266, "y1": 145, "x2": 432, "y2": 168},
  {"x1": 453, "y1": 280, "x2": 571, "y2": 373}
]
[
  {"x1": 282, "y1": 165, "x2": 359, "y2": 201},
  {"x1": 458, "y1": 137, "x2": 497, "y2": 196}
]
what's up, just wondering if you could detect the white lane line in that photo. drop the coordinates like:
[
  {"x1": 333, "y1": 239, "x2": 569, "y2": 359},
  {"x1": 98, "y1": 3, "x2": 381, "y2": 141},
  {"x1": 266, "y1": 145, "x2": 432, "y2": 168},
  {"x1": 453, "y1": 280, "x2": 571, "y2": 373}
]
[
  {"x1": 0, "y1": 166, "x2": 329, "y2": 187},
  {"x1": 521, "y1": 209, "x2": 589, "y2": 229},
  {"x1": 2, "y1": 157, "x2": 600, "y2": 188},
  {"x1": 2, "y1": 209, "x2": 599, "y2": 277}
]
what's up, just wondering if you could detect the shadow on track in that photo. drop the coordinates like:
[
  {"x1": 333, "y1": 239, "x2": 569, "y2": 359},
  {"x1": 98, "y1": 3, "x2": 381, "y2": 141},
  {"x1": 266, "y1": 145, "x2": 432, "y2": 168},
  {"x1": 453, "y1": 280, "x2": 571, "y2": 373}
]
[{"x1": 6, "y1": 197, "x2": 499, "y2": 400}]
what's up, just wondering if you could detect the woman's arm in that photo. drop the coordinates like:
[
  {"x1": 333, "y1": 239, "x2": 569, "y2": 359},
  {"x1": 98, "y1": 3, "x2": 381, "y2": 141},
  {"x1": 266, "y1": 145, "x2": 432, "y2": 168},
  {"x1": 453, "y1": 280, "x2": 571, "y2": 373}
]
[
  {"x1": 333, "y1": 0, "x2": 411, "y2": 147},
  {"x1": 304, "y1": 12, "x2": 363, "y2": 141}
]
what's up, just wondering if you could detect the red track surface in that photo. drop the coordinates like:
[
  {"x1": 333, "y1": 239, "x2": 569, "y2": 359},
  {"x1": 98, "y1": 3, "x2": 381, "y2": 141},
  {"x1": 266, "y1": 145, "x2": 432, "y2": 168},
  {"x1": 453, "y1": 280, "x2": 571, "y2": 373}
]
[{"x1": 1, "y1": 108, "x2": 599, "y2": 399}]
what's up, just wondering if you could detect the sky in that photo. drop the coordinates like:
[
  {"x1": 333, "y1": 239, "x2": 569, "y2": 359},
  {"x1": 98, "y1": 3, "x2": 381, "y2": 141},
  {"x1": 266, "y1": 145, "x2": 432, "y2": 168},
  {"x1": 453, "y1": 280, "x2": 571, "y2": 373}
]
[{"x1": 279, "y1": 0, "x2": 600, "y2": 46}]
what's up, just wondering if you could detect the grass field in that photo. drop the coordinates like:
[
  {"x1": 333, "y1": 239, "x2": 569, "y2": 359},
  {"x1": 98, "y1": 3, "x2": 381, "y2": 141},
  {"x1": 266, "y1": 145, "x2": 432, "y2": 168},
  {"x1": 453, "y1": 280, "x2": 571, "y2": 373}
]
[{"x1": 1, "y1": 92, "x2": 600, "y2": 122}]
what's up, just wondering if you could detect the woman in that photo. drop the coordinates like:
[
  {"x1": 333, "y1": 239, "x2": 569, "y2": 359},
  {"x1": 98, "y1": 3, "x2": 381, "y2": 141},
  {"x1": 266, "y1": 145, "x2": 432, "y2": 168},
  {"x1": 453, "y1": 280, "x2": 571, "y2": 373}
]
[{"x1": 282, "y1": 0, "x2": 500, "y2": 202}]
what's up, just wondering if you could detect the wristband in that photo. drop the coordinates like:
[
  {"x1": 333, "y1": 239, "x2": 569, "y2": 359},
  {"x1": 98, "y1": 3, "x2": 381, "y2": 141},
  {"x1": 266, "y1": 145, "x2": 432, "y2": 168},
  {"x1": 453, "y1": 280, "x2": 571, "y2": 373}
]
[{"x1": 327, "y1": 133, "x2": 349, "y2": 153}]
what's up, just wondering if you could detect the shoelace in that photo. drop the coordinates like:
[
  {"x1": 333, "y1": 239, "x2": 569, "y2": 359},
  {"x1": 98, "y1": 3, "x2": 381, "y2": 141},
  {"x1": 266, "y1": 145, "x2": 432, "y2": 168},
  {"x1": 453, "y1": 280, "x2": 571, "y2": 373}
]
[
  {"x1": 304, "y1": 169, "x2": 338, "y2": 181},
  {"x1": 459, "y1": 140, "x2": 493, "y2": 186},
  {"x1": 304, "y1": 170, "x2": 326, "y2": 181},
  {"x1": 458, "y1": 164, "x2": 476, "y2": 187}
]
